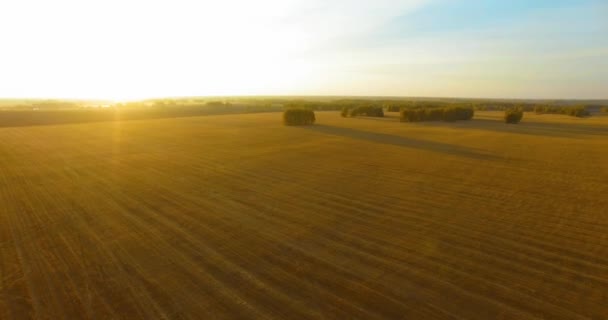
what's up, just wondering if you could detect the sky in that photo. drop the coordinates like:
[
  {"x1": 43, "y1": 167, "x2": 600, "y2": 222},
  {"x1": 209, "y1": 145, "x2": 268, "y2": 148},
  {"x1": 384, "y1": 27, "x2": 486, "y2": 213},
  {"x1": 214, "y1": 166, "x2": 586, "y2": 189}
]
[{"x1": 0, "y1": 0, "x2": 606, "y2": 100}]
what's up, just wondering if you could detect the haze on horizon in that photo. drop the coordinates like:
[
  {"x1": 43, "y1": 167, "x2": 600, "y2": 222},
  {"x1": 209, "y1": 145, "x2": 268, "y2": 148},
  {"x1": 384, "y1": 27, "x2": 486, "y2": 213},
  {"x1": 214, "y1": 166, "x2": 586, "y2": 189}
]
[{"x1": 0, "y1": 0, "x2": 606, "y2": 101}]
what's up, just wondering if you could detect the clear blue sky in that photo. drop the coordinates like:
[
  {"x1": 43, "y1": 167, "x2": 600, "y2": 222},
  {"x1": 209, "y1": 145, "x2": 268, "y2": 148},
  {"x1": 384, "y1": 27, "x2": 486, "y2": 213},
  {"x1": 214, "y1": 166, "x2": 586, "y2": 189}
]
[{"x1": 0, "y1": 0, "x2": 606, "y2": 99}]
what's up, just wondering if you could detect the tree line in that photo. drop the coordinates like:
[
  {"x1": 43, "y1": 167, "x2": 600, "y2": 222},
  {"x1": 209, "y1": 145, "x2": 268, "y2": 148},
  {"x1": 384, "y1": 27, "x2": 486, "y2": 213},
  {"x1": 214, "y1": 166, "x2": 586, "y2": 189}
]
[{"x1": 399, "y1": 106, "x2": 474, "y2": 122}]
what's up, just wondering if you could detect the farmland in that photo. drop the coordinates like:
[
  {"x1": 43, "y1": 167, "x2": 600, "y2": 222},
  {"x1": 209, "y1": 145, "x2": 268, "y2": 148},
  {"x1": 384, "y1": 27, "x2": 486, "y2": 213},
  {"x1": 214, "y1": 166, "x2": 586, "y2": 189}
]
[{"x1": 1, "y1": 111, "x2": 608, "y2": 319}]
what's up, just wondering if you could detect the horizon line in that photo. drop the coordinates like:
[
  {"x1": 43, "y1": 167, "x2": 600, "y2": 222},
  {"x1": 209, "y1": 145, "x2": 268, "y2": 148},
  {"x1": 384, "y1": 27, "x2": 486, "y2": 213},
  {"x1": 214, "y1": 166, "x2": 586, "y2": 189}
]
[{"x1": 1, "y1": 94, "x2": 607, "y2": 103}]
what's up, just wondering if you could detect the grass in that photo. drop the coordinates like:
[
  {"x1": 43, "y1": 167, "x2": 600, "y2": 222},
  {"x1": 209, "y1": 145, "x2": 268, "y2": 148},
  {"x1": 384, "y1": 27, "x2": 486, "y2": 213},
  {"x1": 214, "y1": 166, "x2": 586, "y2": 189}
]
[{"x1": 1, "y1": 111, "x2": 608, "y2": 319}]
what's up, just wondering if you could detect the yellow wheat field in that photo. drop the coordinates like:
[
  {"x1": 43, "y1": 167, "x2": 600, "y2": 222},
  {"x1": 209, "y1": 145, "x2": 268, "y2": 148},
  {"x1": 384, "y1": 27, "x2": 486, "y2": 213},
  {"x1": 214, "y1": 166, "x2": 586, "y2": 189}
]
[{"x1": 1, "y1": 111, "x2": 608, "y2": 319}]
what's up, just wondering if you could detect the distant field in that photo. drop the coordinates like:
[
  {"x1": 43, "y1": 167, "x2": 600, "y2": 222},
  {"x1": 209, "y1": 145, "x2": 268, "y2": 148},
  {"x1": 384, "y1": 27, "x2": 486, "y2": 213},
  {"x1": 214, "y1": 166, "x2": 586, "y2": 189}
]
[
  {"x1": 0, "y1": 105, "x2": 281, "y2": 127},
  {"x1": 1, "y1": 111, "x2": 608, "y2": 319}
]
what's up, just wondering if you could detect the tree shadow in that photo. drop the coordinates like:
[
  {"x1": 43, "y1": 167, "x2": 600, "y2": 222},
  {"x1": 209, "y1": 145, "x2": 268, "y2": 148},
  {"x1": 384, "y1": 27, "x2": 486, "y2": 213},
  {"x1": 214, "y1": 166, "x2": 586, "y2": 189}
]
[
  {"x1": 303, "y1": 124, "x2": 501, "y2": 161},
  {"x1": 346, "y1": 115, "x2": 608, "y2": 139},
  {"x1": 351, "y1": 114, "x2": 401, "y2": 121},
  {"x1": 459, "y1": 118, "x2": 608, "y2": 138}
]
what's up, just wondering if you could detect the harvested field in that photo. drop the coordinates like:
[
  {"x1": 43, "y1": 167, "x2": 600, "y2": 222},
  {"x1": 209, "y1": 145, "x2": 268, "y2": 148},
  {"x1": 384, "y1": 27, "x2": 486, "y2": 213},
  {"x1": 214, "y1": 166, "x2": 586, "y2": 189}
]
[{"x1": 1, "y1": 111, "x2": 608, "y2": 319}]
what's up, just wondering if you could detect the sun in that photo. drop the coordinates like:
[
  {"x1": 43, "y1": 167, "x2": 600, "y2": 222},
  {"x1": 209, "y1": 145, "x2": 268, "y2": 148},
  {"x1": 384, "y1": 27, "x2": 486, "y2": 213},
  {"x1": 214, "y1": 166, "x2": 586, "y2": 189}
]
[{"x1": 0, "y1": 0, "x2": 320, "y2": 100}]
